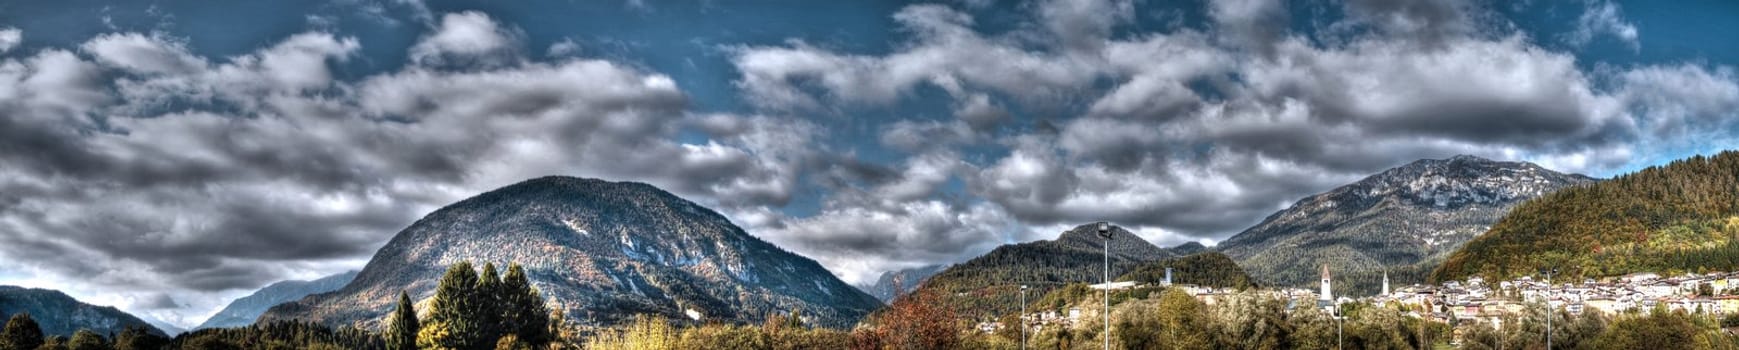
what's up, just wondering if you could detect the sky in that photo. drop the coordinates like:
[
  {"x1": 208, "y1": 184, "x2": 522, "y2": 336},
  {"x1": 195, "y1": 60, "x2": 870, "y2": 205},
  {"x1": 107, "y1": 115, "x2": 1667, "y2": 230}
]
[{"x1": 0, "y1": 0, "x2": 1737, "y2": 328}]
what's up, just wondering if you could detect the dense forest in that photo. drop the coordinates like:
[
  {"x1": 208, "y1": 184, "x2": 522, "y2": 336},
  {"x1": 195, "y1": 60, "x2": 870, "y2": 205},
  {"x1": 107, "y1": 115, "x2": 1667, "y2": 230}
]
[
  {"x1": 1434, "y1": 151, "x2": 1739, "y2": 282},
  {"x1": 1116, "y1": 252, "x2": 1256, "y2": 290}
]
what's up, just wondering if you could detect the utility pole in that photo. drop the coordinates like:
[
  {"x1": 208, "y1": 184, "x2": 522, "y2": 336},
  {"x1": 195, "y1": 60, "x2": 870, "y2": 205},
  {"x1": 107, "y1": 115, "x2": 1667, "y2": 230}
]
[
  {"x1": 1021, "y1": 284, "x2": 1028, "y2": 350},
  {"x1": 1097, "y1": 222, "x2": 1112, "y2": 350}
]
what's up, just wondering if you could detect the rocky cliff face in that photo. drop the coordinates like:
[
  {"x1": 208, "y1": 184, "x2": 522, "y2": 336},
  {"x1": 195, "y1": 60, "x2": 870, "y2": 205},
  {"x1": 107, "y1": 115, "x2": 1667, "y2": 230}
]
[
  {"x1": 1215, "y1": 155, "x2": 1595, "y2": 295},
  {"x1": 196, "y1": 271, "x2": 357, "y2": 330},
  {"x1": 260, "y1": 176, "x2": 881, "y2": 329},
  {"x1": 0, "y1": 286, "x2": 164, "y2": 337},
  {"x1": 858, "y1": 265, "x2": 945, "y2": 303}
]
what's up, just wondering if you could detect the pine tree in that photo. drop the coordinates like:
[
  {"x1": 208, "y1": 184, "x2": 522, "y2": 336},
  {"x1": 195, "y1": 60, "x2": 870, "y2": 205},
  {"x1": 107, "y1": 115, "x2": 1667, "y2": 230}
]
[
  {"x1": 426, "y1": 260, "x2": 485, "y2": 350},
  {"x1": 386, "y1": 291, "x2": 420, "y2": 350},
  {"x1": 500, "y1": 264, "x2": 551, "y2": 346},
  {"x1": 477, "y1": 262, "x2": 504, "y2": 342},
  {"x1": 1, "y1": 313, "x2": 44, "y2": 350}
]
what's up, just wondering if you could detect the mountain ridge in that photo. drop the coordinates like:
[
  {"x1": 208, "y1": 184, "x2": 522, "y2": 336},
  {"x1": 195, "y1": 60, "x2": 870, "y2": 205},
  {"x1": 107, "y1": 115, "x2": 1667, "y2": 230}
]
[
  {"x1": 259, "y1": 176, "x2": 881, "y2": 329},
  {"x1": 196, "y1": 271, "x2": 357, "y2": 330},
  {"x1": 0, "y1": 285, "x2": 165, "y2": 337},
  {"x1": 1215, "y1": 155, "x2": 1594, "y2": 295}
]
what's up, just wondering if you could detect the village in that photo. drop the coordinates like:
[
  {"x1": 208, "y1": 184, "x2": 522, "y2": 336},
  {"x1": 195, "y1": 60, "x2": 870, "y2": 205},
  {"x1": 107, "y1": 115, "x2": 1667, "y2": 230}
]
[{"x1": 981, "y1": 266, "x2": 1739, "y2": 339}]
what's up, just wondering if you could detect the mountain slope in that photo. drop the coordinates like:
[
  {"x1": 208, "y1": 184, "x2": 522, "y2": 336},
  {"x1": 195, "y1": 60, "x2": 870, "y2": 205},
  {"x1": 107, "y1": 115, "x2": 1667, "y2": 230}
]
[
  {"x1": 858, "y1": 265, "x2": 945, "y2": 303},
  {"x1": 1168, "y1": 242, "x2": 1208, "y2": 256},
  {"x1": 1215, "y1": 155, "x2": 1593, "y2": 295},
  {"x1": 196, "y1": 271, "x2": 357, "y2": 330},
  {"x1": 260, "y1": 176, "x2": 881, "y2": 329},
  {"x1": 1434, "y1": 151, "x2": 1739, "y2": 282},
  {"x1": 0, "y1": 286, "x2": 164, "y2": 337},
  {"x1": 915, "y1": 223, "x2": 1174, "y2": 319},
  {"x1": 1117, "y1": 252, "x2": 1255, "y2": 290},
  {"x1": 139, "y1": 315, "x2": 187, "y2": 336}
]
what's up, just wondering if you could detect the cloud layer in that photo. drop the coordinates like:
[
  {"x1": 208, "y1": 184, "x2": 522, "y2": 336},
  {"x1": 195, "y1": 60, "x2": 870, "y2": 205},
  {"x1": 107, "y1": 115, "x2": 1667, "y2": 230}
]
[{"x1": 1, "y1": 0, "x2": 1737, "y2": 328}]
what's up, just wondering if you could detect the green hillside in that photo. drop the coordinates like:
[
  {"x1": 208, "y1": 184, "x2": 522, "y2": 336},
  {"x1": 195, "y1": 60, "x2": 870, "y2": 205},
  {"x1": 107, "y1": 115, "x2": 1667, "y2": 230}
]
[
  {"x1": 913, "y1": 223, "x2": 1176, "y2": 320},
  {"x1": 1432, "y1": 151, "x2": 1739, "y2": 282},
  {"x1": 1117, "y1": 252, "x2": 1256, "y2": 290}
]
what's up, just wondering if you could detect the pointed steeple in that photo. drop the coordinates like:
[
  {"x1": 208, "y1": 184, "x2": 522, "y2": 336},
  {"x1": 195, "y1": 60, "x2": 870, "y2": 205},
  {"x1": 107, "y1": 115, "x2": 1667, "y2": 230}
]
[
  {"x1": 1382, "y1": 271, "x2": 1391, "y2": 296},
  {"x1": 1319, "y1": 264, "x2": 1332, "y2": 301}
]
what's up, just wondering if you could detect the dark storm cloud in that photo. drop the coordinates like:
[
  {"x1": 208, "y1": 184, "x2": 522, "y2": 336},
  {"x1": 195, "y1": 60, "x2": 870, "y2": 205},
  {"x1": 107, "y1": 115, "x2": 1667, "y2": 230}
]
[
  {"x1": 4, "y1": 0, "x2": 1739, "y2": 322},
  {"x1": 0, "y1": 10, "x2": 819, "y2": 322},
  {"x1": 730, "y1": 0, "x2": 1739, "y2": 284}
]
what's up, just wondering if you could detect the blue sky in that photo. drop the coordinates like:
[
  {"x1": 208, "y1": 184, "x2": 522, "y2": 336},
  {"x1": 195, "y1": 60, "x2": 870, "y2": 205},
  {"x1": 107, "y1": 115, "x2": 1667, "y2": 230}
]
[{"x1": 0, "y1": 0, "x2": 1737, "y2": 327}]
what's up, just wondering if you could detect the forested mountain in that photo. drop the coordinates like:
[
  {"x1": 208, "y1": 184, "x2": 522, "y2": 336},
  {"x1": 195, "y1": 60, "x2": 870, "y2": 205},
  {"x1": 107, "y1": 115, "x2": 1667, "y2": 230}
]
[
  {"x1": 259, "y1": 176, "x2": 881, "y2": 330},
  {"x1": 1434, "y1": 151, "x2": 1739, "y2": 282},
  {"x1": 858, "y1": 265, "x2": 945, "y2": 303},
  {"x1": 1215, "y1": 155, "x2": 1594, "y2": 296},
  {"x1": 1168, "y1": 242, "x2": 1208, "y2": 256},
  {"x1": 913, "y1": 223, "x2": 1175, "y2": 319},
  {"x1": 1117, "y1": 252, "x2": 1256, "y2": 290},
  {"x1": 0, "y1": 285, "x2": 164, "y2": 337},
  {"x1": 196, "y1": 271, "x2": 357, "y2": 330}
]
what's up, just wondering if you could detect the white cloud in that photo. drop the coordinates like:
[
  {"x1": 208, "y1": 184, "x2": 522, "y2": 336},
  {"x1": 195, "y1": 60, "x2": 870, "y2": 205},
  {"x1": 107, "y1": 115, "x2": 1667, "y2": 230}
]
[
  {"x1": 82, "y1": 33, "x2": 206, "y2": 75},
  {"x1": 1568, "y1": 0, "x2": 1640, "y2": 49},
  {"x1": 0, "y1": 27, "x2": 20, "y2": 53},
  {"x1": 409, "y1": 11, "x2": 522, "y2": 67}
]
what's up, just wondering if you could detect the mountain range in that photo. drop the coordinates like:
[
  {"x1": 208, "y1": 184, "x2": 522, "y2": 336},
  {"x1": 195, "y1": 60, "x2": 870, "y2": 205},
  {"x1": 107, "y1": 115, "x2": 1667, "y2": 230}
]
[
  {"x1": 1214, "y1": 155, "x2": 1594, "y2": 295},
  {"x1": 259, "y1": 176, "x2": 881, "y2": 329},
  {"x1": 0, "y1": 285, "x2": 164, "y2": 337},
  {"x1": 195, "y1": 271, "x2": 357, "y2": 330},
  {"x1": 857, "y1": 265, "x2": 946, "y2": 303}
]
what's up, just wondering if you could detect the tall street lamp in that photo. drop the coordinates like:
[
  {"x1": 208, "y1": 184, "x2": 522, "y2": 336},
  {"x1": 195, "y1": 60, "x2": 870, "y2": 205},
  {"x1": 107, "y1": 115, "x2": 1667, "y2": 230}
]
[
  {"x1": 1334, "y1": 307, "x2": 1344, "y2": 350},
  {"x1": 1020, "y1": 284, "x2": 1028, "y2": 350},
  {"x1": 1097, "y1": 222, "x2": 1112, "y2": 350},
  {"x1": 1543, "y1": 268, "x2": 1557, "y2": 350}
]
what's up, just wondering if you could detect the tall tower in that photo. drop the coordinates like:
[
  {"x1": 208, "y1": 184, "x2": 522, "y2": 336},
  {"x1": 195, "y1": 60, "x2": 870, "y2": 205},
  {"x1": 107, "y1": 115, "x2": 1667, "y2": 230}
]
[
  {"x1": 1319, "y1": 264, "x2": 1332, "y2": 301},
  {"x1": 1382, "y1": 271, "x2": 1391, "y2": 296}
]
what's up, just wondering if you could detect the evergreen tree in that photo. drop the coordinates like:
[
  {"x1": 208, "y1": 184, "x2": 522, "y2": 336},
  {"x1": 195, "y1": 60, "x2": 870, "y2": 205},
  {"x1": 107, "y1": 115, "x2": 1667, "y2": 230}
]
[
  {"x1": 477, "y1": 262, "x2": 504, "y2": 342},
  {"x1": 500, "y1": 264, "x2": 550, "y2": 346},
  {"x1": 65, "y1": 330, "x2": 103, "y2": 350},
  {"x1": 1, "y1": 313, "x2": 44, "y2": 350},
  {"x1": 386, "y1": 291, "x2": 420, "y2": 350},
  {"x1": 425, "y1": 260, "x2": 486, "y2": 350}
]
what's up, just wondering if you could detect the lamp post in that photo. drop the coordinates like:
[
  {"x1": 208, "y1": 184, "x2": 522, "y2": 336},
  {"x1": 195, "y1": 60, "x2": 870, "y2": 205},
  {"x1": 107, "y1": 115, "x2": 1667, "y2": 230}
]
[
  {"x1": 1334, "y1": 307, "x2": 1344, "y2": 350},
  {"x1": 1543, "y1": 268, "x2": 1557, "y2": 350},
  {"x1": 1021, "y1": 284, "x2": 1028, "y2": 350},
  {"x1": 1097, "y1": 222, "x2": 1112, "y2": 350}
]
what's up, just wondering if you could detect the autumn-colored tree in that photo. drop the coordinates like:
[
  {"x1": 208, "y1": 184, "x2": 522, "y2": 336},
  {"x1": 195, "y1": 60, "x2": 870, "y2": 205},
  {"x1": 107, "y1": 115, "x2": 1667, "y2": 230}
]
[{"x1": 869, "y1": 286, "x2": 958, "y2": 350}]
